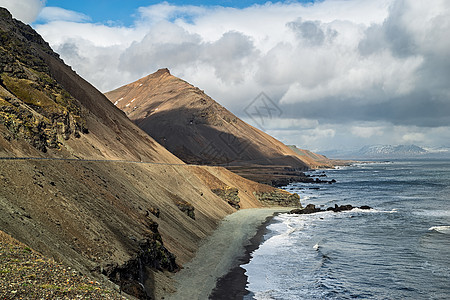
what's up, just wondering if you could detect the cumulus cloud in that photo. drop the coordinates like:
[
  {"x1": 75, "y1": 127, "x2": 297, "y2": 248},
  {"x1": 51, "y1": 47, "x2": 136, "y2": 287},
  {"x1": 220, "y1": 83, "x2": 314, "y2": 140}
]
[
  {"x1": 0, "y1": 0, "x2": 45, "y2": 23},
  {"x1": 33, "y1": 0, "x2": 450, "y2": 150}
]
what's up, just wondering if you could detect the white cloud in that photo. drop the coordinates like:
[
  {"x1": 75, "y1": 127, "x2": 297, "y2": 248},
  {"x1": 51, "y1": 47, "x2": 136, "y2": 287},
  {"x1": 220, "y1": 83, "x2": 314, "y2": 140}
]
[
  {"x1": 243, "y1": 117, "x2": 319, "y2": 131},
  {"x1": 37, "y1": 7, "x2": 90, "y2": 23},
  {"x1": 32, "y1": 0, "x2": 450, "y2": 151},
  {"x1": 0, "y1": 0, "x2": 44, "y2": 23},
  {"x1": 401, "y1": 132, "x2": 426, "y2": 144},
  {"x1": 351, "y1": 125, "x2": 384, "y2": 138}
]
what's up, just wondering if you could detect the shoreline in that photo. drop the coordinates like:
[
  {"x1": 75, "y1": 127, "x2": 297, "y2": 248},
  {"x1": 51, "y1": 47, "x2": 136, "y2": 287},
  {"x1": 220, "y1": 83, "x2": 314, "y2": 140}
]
[
  {"x1": 165, "y1": 208, "x2": 291, "y2": 300},
  {"x1": 209, "y1": 209, "x2": 280, "y2": 299}
]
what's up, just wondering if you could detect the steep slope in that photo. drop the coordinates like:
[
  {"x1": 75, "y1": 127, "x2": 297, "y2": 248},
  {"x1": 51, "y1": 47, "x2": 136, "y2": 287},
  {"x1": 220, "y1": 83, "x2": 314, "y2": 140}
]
[
  {"x1": 0, "y1": 8, "x2": 301, "y2": 299},
  {"x1": 0, "y1": 230, "x2": 126, "y2": 299},
  {"x1": 0, "y1": 8, "x2": 179, "y2": 163},
  {"x1": 105, "y1": 69, "x2": 312, "y2": 171}
]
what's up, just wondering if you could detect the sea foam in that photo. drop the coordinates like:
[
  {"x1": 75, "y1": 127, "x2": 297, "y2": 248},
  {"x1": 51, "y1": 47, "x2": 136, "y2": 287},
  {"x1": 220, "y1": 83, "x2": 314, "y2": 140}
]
[{"x1": 428, "y1": 226, "x2": 450, "y2": 234}]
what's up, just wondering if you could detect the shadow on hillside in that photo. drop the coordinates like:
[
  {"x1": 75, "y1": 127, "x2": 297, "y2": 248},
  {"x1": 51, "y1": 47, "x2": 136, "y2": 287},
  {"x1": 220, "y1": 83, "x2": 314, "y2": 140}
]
[{"x1": 133, "y1": 107, "x2": 308, "y2": 170}]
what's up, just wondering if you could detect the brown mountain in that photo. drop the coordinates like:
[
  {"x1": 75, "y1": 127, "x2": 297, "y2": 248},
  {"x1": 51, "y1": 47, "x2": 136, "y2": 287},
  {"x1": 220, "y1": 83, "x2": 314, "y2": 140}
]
[
  {"x1": 0, "y1": 8, "x2": 301, "y2": 299},
  {"x1": 105, "y1": 69, "x2": 336, "y2": 184}
]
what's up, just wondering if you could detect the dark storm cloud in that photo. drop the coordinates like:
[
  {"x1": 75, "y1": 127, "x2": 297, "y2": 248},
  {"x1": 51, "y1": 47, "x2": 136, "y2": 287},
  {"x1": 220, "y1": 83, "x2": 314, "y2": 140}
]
[
  {"x1": 358, "y1": 1, "x2": 417, "y2": 58},
  {"x1": 347, "y1": 0, "x2": 450, "y2": 128},
  {"x1": 282, "y1": 91, "x2": 450, "y2": 128}
]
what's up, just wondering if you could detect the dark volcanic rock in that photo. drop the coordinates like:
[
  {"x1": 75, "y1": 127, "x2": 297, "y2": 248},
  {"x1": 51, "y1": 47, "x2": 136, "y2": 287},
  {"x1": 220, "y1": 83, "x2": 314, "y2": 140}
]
[
  {"x1": 290, "y1": 204, "x2": 321, "y2": 214},
  {"x1": 328, "y1": 204, "x2": 354, "y2": 212},
  {"x1": 291, "y1": 204, "x2": 372, "y2": 215},
  {"x1": 175, "y1": 201, "x2": 195, "y2": 220},
  {"x1": 212, "y1": 187, "x2": 241, "y2": 209},
  {"x1": 0, "y1": 8, "x2": 89, "y2": 152},
  {"x1": 101, "y1": 220, "x2": 178, "y2": 300}
]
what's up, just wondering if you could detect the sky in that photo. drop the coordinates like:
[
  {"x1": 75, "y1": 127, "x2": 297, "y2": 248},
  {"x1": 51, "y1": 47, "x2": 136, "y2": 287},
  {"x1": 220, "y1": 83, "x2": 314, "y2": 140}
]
[{"x1": 1, "y1": 0, "x2": 450, "y2": 152}]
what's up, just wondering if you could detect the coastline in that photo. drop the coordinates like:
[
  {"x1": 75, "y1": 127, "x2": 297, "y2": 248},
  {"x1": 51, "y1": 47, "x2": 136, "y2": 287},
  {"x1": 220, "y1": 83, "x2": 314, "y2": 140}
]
[
  {"x1": 165, "y1": 208, "x2": 291, "y2": 300},
  {"x1": 209, "y1": 209, "x2": 280, "y2": 300}
]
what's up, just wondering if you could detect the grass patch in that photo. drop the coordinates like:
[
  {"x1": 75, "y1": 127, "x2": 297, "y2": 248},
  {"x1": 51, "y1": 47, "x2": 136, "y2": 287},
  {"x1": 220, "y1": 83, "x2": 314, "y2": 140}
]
[{"x1": 1, "y1": 75, "x2": 60, "y2": 110}]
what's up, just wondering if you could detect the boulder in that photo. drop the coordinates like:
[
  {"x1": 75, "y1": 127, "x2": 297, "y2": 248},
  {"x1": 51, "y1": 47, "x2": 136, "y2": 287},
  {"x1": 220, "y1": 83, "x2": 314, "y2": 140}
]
[
  {"x1": 290, "y1": 204, "x2": 321, "y2": 214},
  {"x1": 359, "y1": 205, "x2": 372, "y2": 210}
]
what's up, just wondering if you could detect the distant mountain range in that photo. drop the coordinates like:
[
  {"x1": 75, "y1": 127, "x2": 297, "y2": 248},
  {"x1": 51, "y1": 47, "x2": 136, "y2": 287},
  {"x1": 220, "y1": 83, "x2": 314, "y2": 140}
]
[{"x1": 321, "y1": 144, "x2": 450, "y2": 159}]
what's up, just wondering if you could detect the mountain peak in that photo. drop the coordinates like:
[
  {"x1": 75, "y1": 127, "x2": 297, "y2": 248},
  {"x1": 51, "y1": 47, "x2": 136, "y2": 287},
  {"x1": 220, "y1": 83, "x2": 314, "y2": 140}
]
[
  {"x1": 0, "y1": 7, "x2": 12, "y2": 19},
  {"x1": 154, "y1": 68, "x2": 171, "y2": 76},
  {"x1": 105, "y1": 71, "x2": 321, "y2": 172}
]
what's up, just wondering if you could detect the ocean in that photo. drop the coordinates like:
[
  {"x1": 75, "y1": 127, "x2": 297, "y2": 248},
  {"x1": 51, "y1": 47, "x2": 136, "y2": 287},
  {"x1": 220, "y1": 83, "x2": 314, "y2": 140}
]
[{"x1": 242, "y1": 160, "x2": 450, "y2": 300}]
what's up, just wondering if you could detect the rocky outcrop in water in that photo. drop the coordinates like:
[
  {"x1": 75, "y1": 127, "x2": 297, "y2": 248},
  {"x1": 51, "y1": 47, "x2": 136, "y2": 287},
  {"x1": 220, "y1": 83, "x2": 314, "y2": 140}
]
[{"x1": 290, "y1": 204, "x2": 372, "y2": 214}]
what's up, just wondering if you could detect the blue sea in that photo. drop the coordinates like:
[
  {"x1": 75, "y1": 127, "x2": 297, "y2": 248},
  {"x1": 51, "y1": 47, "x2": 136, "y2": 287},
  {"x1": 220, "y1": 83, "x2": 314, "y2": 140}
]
[{"x1": 243, "y1": 160, "x2": 450, "y2": 299}]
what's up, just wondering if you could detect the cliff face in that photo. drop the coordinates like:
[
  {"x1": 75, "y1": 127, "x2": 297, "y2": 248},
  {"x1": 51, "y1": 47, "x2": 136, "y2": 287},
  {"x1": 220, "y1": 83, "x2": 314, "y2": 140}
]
[
  {"x1": 105, "y1": 69, "x2": 312, "y2": 169},
  {"x1": 0, "y1": 8, "x2": 86, "y2": 155},
  {"x1": 0, "y1": 8, "x2": 301, "y2": 299}
]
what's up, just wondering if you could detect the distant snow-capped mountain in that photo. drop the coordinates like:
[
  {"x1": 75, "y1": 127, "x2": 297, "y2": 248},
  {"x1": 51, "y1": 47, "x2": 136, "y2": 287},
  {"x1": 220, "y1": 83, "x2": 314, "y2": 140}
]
[
  {"x1": 358, "y1": 144, "x2": 427, "y2": 157},
  {"x1": 321, "y1": 144, "x2": 450, "y2": 159}
]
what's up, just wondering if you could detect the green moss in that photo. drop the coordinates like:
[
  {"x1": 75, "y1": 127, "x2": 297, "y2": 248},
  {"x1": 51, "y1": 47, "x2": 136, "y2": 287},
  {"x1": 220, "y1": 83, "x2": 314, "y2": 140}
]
[{"x1": 2, "y1": 75, "x2": 58, "y2": 109}]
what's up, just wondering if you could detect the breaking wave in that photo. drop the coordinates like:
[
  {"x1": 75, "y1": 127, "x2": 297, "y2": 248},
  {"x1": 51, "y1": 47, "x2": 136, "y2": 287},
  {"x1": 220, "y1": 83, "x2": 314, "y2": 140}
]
[{"x1": 428, "y1": 226, "x2": 450, "y2": 234}]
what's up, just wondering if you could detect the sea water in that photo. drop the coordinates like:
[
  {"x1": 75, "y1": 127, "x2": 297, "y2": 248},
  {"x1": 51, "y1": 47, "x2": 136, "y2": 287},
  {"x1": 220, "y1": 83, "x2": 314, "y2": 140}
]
[{"x1": 243, "y1": 160, "x2": 450, "y2": 299}]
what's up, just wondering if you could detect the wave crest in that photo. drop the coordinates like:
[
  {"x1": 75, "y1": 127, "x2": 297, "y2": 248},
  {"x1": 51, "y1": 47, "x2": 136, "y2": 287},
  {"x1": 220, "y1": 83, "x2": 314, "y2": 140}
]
[{"x1": 428, "y1": 226, "x2": 450, "y2": 234}]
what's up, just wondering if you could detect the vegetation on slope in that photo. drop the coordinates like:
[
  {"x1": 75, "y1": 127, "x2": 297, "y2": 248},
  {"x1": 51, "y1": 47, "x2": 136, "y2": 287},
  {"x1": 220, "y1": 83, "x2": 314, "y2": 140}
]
[
  {"x1": 0, "y1": 230, "x2": 126, "y2": 299},
  {"x1": 0, "y1": 8, "x2": 88, "y2": 153}
]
